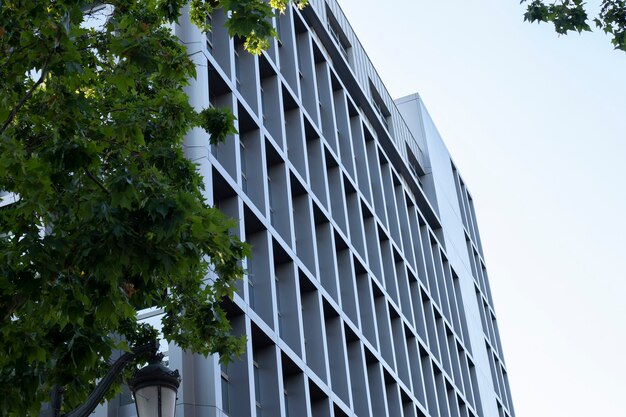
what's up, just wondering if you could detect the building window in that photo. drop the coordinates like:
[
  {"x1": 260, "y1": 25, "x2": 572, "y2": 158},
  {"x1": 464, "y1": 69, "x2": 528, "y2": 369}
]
[
  {"x1": 275, "y1": 14, "x2": 283, "y2": 47},
  {"x1": 369, "y1": 80, "x2": 391, "y2": 130},
  {"x1": 253, "y1": 360, "x2": 262, "y2": 416},
  {"x1": 240, "y1": 141, "x2": 248, "y2": 193},
  {"x1": 234, "y1": 47, "x2": 242, "y2": 91},
  {"x1": 372, "y1": 99, "x2": 387, "y2": 127},
  {"x1": 275, "y1": 276, "x2": 281, "y2": 314},
  {"x1": 267, "y1": 175, "x2": 275, "y2": 225},
  {"x1": 326, "y1": 7, "x2": 351, "y2": 61},
  {"x1": 248, "y1": 276, "x2": 255, "y2": 309},
  {"x1": 275, "y1": 275, "x2": 283, "y2": 337},
  {"x1": 221, "y1": 364, "x2": 230, "y2": 415},
  {"x1": 206, "y1": 15, "x2": 213, "y2": 51},
  {"x1": 260, "y1": 86, "x2": 267, "y2": 122},
  {"x1": 284, "y1": 388, "x2": 290, "y2": 417},
  {"x1": 296, "y1": 46, "x2": 304, "y2": 79}
]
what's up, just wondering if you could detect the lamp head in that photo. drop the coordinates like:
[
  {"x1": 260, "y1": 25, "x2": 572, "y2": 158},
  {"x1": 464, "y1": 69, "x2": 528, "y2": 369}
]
[{"x1": 128, "y1": 354, "x2": 180, "y2": 417}]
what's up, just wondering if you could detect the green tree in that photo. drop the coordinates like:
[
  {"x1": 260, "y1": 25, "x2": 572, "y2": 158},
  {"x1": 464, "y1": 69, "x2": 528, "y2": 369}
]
[
  {"x1": 0, "y1": 0, "x2": 305, "y2": 415},
  {"x1": 522, "y1": 0, "x2": 626, "y2": 51}
]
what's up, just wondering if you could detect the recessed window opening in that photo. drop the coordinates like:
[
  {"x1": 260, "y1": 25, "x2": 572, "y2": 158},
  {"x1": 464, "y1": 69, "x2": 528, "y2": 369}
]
[
  {"x1": 206, "y1": 14, "x2": 213, "y2": 51},
  {"x1": 221, "y1": 364, "x2": 230, "y2": 415},
  {"x1": 240, "y1": 141, "x2": 248, "y2": 193},
  {"x1": 368, "y1": 81, "x2": 391, "y2": 132},
  {"x1": 326, "y1": 7, "x2": 351, "y2": 61}
]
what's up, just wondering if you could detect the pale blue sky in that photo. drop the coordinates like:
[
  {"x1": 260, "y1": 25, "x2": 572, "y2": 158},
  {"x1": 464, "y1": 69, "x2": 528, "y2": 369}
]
[{"x1": 336, "y1": 1, "x2": 626, "y2": 416}]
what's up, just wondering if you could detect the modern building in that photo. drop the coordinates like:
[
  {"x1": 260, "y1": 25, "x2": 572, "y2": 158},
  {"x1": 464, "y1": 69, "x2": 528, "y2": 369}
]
[{"x1": 97, "y1": 1, "x2": 515, "y2": 417}]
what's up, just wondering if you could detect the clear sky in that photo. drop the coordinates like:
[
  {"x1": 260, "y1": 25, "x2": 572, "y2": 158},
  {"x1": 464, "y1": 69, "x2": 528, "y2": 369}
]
[{"x1": 336, "y1": 1, "x2": 626, "y2": 416}]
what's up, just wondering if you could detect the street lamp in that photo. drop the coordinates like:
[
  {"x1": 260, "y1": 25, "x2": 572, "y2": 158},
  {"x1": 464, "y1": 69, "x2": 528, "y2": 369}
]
[
  {"x1": 129, "y1": 354, "x2": 180, "y2": 417},
  {"x1": 43, "y1": 340, "x2": 180, "y2": 417}
]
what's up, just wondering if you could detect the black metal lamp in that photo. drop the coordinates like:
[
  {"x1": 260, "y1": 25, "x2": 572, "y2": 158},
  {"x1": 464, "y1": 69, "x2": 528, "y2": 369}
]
[{"x1": 129, "y1": 355, "x2": 181, "y2": 417}]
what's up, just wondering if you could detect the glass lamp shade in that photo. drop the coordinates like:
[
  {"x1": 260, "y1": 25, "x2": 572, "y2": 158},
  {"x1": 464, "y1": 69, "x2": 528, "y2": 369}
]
[
  {"x1": 129, "y1": 360, "x2": 180, "y2": 417},
  {"x1": 133, "y1": 385, "x2": 177, "y2": 417}
]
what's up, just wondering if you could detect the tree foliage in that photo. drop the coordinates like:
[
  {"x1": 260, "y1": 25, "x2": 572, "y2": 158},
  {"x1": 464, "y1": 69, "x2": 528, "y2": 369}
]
[
  {"x1": 0, "y1": 0, "x2": 305, "y2": 415},
  {"x1": 522, "y1": 0, "x2": 626, "y2": 51}
]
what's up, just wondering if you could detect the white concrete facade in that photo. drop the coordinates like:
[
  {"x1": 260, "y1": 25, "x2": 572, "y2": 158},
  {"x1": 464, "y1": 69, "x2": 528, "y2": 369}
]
[{"x1": 99, "y1": 2, "x2": 514, "y2": 417}]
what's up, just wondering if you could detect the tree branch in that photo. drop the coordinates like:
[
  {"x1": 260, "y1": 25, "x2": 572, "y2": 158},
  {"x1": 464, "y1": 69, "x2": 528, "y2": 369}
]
[
  {"x1": 0, "y1": 51, "x2": 53, "y2": 135},
  {"x1": 1, "y1": 295, "x2": 24, "y2": 322},
  {"x1": 84, "y1": 168, "x2": 111, "y2": 195},
  {"x1": 0, "y1": 42, "x2": 37, "y2": 70}
]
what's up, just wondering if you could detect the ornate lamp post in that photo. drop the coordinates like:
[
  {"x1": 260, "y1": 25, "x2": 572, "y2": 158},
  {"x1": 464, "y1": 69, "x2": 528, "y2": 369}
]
[{"x1": 43, "y1": 340, "x2": 180, "y2": 417}]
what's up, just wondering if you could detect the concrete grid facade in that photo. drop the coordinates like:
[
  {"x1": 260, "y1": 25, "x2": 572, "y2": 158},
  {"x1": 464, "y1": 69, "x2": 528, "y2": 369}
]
[{"x1": 92, "y1": 1, "x2": 516, "y2": 417}]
